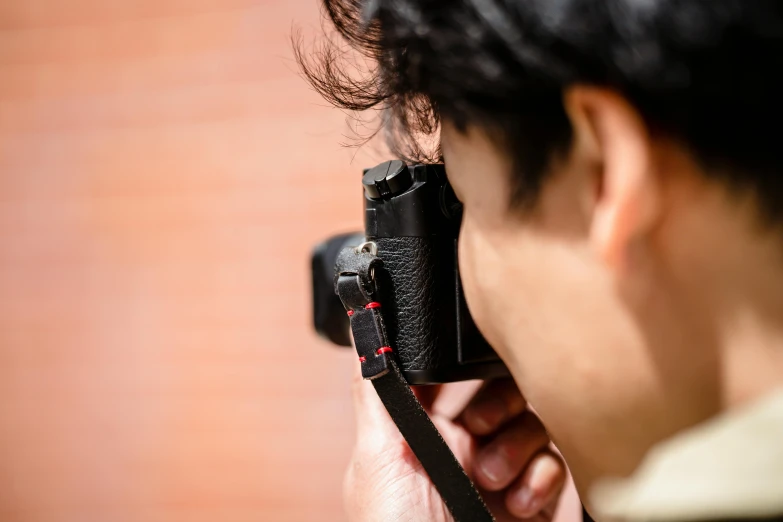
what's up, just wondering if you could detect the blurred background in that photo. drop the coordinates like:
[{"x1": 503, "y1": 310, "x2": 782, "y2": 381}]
[{"x1": 0, "y1": 1, "x2": 578, "y2": 520}]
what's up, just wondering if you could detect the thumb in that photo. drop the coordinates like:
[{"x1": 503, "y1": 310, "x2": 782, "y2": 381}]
[{"x1": 350, "y1": 359, "x2": 404, "y2": 444}]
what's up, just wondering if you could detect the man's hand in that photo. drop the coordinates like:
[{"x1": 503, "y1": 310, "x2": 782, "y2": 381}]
[{"x1": 344, "y1": 367, "x2": 566, "y2": 522}]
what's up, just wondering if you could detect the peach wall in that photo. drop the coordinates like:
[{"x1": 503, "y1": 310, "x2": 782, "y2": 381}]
[{"x1": 0, "y1": 2, "x2": 374, "y2": 520}]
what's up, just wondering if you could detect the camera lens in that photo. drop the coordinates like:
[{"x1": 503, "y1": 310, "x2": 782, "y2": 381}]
[{"x1": 440, "y1": 183, "x2": 463, "y2": 221}]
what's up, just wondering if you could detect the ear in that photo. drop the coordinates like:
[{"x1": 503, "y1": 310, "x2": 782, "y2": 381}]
[{"x1": 564, "y1": 86, "x2": 660, "y2": 274}]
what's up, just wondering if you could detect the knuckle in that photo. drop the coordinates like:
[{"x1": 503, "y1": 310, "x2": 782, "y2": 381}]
[
  {"x1": 481, "y1": 378, "x2": 525, "y2": 413},
  {"x1": 549, "y1": 454, "x2": 567, "y2": 481},
  {"x1": 514, "y1": 410, "x2": 547, "y2": 435},
  {"x1": 497, "y1": 412, "x2": 550, "y2": 452}
]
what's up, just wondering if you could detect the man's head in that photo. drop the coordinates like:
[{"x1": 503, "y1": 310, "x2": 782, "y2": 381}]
[{"x1": 299, "y1": 0, "x2": 783, "y2": 495}]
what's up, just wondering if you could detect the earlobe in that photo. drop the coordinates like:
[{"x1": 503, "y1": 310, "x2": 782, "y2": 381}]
[{"x1": 565, "y1": 86, "x2": 660, "y2": 275}]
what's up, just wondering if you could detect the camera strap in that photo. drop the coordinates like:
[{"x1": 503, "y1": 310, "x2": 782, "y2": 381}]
[{"x1": 335, "y1": 245, "x2": 495, "y2": 522}]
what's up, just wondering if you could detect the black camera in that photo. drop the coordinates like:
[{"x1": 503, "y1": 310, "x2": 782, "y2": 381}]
[{"x1": 312, "y1": 160, "x2": 509, "y2": 384}]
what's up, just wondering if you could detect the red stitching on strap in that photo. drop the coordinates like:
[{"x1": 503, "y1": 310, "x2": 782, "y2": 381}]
[
  {"x1": 347, "y1": 310, "x2": 354, "y2": 316},
  {"x1": 365, "y1": 302, "x2": 381, "y2": 309},
  {"x1": 376, "y1": 346, "x2": 393, "y2": 355}
]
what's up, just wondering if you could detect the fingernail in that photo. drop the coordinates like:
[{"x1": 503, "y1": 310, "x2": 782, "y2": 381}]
[
  {"x1": 513, "y1": 486, "x2": 538, "y2": 515},
  {"x1": 516, "y1": 486, "x2": 534, "y2": 513},
  {"x1": 510, "y1": 455, "x2": 561, "y2": 517},
  {"x1": 479, "y1": 449, "x2": 513, "y2": 485}
]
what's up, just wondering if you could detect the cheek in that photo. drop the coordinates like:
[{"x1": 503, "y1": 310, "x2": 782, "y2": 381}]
[
  {"x1": 458, "y1": 217, "x2": 553, "y2": 381},
  {"x1": 458, "y1": 212, "x2": 613, "y2": 393},
  {"x1": 457, "y1": 217, "x2": 514, "y2": 359}
]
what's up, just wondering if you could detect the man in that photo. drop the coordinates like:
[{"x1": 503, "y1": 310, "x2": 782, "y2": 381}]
[{"x1": 298, "y1": 0, "x2": 783, "y2": 520}]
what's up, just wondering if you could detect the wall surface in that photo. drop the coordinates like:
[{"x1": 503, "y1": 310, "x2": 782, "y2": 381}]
[{"x1": 0, "y1": 2, "x2": 368, "y2": 520}]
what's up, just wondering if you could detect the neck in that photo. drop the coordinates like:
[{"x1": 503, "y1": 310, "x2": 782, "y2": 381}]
[
  {"x1": 689, "y1": 202, "x2": 783, "y2": 411},
  {"x1": 713, "y1": 269, "x2": 783, "y2": 410}
]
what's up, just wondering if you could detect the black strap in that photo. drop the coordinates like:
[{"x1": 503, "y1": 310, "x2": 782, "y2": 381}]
[
  {"x1": 335, "y1": 246, "x2": 495, "y2": 522},
  {"x1": 371, "y1": 368, "x2": 494, "y2": 522}
]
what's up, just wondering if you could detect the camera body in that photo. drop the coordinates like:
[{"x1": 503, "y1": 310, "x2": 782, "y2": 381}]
[{"x1": 312, "y1": 160, "x2": 508, "y2": 384}]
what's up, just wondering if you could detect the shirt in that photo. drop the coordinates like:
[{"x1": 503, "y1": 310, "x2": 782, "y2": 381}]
[{"x1": 590, "y1": 389, "x2": 783, "y2": 522}]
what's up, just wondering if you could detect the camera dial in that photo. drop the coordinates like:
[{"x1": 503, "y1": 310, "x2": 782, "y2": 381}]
[{"x1": 362, "y1": 160, "x2": 413, "y2": 199}]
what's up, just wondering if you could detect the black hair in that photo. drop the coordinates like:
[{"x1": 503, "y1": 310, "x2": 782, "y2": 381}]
[{"x1": 296, "y1": 0, "x2": 783, "y2": 219}]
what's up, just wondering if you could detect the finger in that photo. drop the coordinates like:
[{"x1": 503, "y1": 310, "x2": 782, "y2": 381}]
[
  {"x1": 411, "y1": 384, "x2": 443, "y2": 411},
  {"x1": 505, "y1": 450, "x2": 566, "y2": 519},
  {"x1": 474, "y1": 411, "x2": 550, "y2": 491},
  {"x1": 460, "y1": 378, "x2": 527, "y2": 436},
  {"x1": 349, "y1": 359, "x2": 402, "y2": 443}
]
